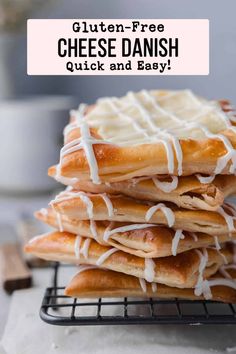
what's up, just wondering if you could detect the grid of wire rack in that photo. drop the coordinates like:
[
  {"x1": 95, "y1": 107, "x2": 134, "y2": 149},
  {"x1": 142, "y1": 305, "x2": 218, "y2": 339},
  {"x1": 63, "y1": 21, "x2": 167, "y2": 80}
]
[{"x1": 40, "y1": 262, "x2": 236, "y2": 326}]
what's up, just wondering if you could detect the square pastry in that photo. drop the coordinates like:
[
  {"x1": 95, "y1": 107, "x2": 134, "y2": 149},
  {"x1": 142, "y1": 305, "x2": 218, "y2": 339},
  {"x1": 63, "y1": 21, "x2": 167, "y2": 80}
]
[{"x1": 52, "y1": 90, "x2": 236, "y2": 183}]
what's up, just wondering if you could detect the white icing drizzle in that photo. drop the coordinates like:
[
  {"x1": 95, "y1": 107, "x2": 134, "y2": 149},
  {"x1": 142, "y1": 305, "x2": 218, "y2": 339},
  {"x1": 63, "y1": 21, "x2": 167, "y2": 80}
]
[
  {"x1": 54, "y1": 164, "x2": 79, "y2": 186},
  {"x1": 144, "y1": 258, "x2": 155, "y2": 282},
  {"x1": 74, "y1": 236, "x2": 91, "y2": 259},
  {"x1": 128, "y1": 91, "x2": 176, "y2": 173},
  {"x1": 74, "y1": 235, "x2": 82, "y2": 259},
  {"x1": 216, "y1": 249, "x2": 228, "y2": 265},
  {"x1": 219, "y1": 264, "x2": 236, "y2": 279},
  {"x1": 151, "y1": 282, "x2": 157, "y2": 292},
  {"x1": 194, "y1": 248, "x2": 236, "y2": 300},
  {"x1": 90, "y1": 220, "x2": 98, "y2": 241},
  {"x1": 101, "y1": 194, "x2": 114, "y2": 217},
  {"x1": 213, "y1": 236, "x2": 221, "y2": 250},
  {"x1": 80, "y1": 238, "x2": 91, "y2": 259},
  {"x1": 78, "y1": 192, "x2": 94, "y2": 219},
  {"x1": 141, "y1": 90, "x2": 183, "y2": 175},
  {"x1": 190, "y1": 232, "x2": 198, "y2": 242},
  {"x1": 40, "y1": 208, "x2": 48, "y2": 216},
  {"x1": 196, "y1": 174, "x2": 215, "y2": 184},
  {"x1": 29, "y1": 233, "x2": 49, "y2": 244},
  {"x1": 156, "y1": 90, "x2": 236, "y2": 175},
  {"x1": 63, "y1": 103, "x2": 87, "y2": 136},
  {"x1": 56, "y1": 212, "x2": 64, "y2": 232},
  {"x1": 60, "y1": 104, "x2": 114, "y2": 185},
  {"x1": 218, "y1": 206, "x2": 235, "y2": 232},
  {"x1": 138, "y1": 278, "x2": 157, "y2": 293},
  {"x1": 145, "y1": 203, "x2": 175, "y2": 227},
  {"x1": 76, "y1": 264, "x2": 98, "y2": 274},
  {"x1": 103, "y1": 223, "x2": 156, "y2": 242},
  {"x1": 52, "y1": 190, "x2": 94, "y2": 219},
  {"x1": 103, "y1": 221, "x2": 115, "y2": 242},
  {"x1": 152, "y1": 176, "x2": 178, "y2": 193},
  {"x1": 96, "y1": 247, "x2": 118, "y2": 266},
  {"x1": 207, "y1": 278, "x2": 236, "y2": 290},
  {"x1": 50, "y1": 202, "x2": 64, "y2": 232},
  {"x1": 61, "y1": 90, "x2": 236, "y2": 184},
  {"x1": 104, "y1": 98, "x2": 150, "y2": 139},
  {"x1": 194, "y1": 249, "x2": 209, "y2": 297},
  {"x1": 139, "y1": 278, "x2": 147, "y2": 292},
  {"x1": 171, "y1": 230, "x2": 185, "y2": 256}
]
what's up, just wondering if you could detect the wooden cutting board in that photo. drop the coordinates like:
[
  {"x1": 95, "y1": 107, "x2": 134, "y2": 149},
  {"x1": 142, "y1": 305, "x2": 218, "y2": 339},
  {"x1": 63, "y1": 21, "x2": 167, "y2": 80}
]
[{"x1": 0, "y1": 243, "x2": 32, "y2": 293}]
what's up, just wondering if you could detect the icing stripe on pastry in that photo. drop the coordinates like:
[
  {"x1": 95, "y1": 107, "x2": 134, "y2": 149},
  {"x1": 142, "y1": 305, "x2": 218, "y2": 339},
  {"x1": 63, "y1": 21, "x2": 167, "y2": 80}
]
[
  {"x1": 216, "y1": 249, "x2": 228, "y2": 265},
  {"x1": 74, "y1": 236, "x2": 91, "y2": 259},
  {"x1": 151, "y1": 282, "x2": 157, "y2": 292},
  {"x1": 74, "y1": 235, "x2": 82, "y2": 259},
  {"x1": 145, "y1": 203, "x2": 175, "y2": 226},
  {"x1": 101, "y1": 194, "x2": 114, "y2": 217},
  {"x1": 55, "y1": 164, "x2": 79, "y2": 186},
  {"x1": 219, "y1": 264, "x2": 236, "y2": 279},
  {"x1": 152, "y1": 176, "x2": 178, "y2": 193},
  {"x1": 172, "y1": 230, "x2": 185, "y2": 256},
  {"x1": 96, "y1": 248, "x2": 118, "y2": 266},
  {"x1": 76, "y1": 264, "x2": 99, "y2": 274},
  {"x1": 52, "y1": 190, "x2": 114, "y2": 220},
  {"x1": 90, "y1": 220, "x2": 98, "y2": 242},
  {"x1": 196, "y1": 174, "x2": 215, "y2": 184},
  {"x1": 213, "y1": 236, "x2": 221, "y2": 250},
  {"x1": 138, "y1": 278, "x2": 157, "y2": 293},
  {"x1": 144, "y1": 258, "x2": 155, "y2": 282},
  {"x1": 128, "y1": 91, "x2": 177, "y2": 174},
  {"x1": 50, "y1": 204, "x2": 64, "y2": 232},
  {"x1": 80, "y1": 238, "x2": 91, "y2": 259},
  {"x1": 141, "y1": 90, "x2": 183, "y2": 175},
  {"x1": 139, "y1": 278, "x2": 147, "y2": 292},
  {"x1": 63, "y1": 103, "x2": 87, "y2": 136},
  {"x1": 61, "y1": 105, "x2": 113, "y2": 185},
  {"x1": 218, "y1": 206, "x2": 235, "y2": 233},
  {"x1": 207, "y1": 278, "x2": 236, "y2": 290},
  {"x1": 52, "y1": 190, "x2": 94, "y2": 219},
  {"x1": 194, "y1": 248, "x2": 209, "y2": 297},
  {"x1": 103, "y1": 223, "x2": 156, "y2": 242},
  {"x1": 192, "y1": 248, "x2": 236, "y2": 300},
  {"x1": 190, "y1": 232, "x2": 198, "y2": 242},
  {"x1": 62, "y1": 90, "x2": 236, "y2": 181}
]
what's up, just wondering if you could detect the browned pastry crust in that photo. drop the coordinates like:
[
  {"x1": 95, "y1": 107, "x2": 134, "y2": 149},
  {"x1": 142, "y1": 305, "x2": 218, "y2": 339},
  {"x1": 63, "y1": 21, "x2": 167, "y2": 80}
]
[
  {"x1": 24, "y1": 231, "x2": 234, "y2": 288},
  {"x1": 47, "y1": 93, "x2": 236, "y2": 183},
  {"x1": 56, "y1": 126, "x2": 236, "y2": 182},
  {"x1": 65, "y1": 267, "x2": 236, "y2": 303},
  {"x1": 50, "y1": 191, "x2": 236, "y2": 235},
  {"x1": 35, "y1": 208, "x2": 236, "y2": 258},
  {"x1": 49, "y1": 166, "x2": 236, "y2": 211}
]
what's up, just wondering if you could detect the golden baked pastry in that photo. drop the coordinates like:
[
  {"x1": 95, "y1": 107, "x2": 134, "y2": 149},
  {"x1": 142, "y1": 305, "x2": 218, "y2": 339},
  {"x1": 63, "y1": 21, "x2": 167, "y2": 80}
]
[
  {"x1": 49, "y1": 166, "x2": 236, "y2": 211},
  {"x1": 35, "y1": 207, "x2": 236, "y2": 258},
  {"x1": 24, "y1": 231, "x2": 234, "y2": 288},
  {"x1": 65, "y1": 266, "x2": 236, "y2": 303},
  {"x1": 49, "y1": 189, "x2": 236, "y2": 235},
  {"x1": 53, "y1": 90, "x2": 236, "y2": 184}
]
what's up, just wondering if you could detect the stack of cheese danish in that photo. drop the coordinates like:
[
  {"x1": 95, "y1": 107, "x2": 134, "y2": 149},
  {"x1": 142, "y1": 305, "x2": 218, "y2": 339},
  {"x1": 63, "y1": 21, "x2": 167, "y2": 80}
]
[{"x1": 25, "y1": 89, "x2": 236, "y2": 303}]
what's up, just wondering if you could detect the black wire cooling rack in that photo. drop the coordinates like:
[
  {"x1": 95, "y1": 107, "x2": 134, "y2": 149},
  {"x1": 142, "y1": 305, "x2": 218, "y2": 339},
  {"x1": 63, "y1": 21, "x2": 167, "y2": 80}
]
[{"x1": 40, "y1": 262, "x2": 236, "y2": 326}]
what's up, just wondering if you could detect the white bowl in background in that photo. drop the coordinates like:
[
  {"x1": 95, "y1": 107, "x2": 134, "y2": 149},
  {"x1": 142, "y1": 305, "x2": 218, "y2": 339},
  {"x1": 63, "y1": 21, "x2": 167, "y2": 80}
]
[{"x1": 0, "y1": 95, "x2": 77, "y2": 194}]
